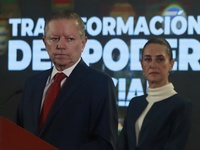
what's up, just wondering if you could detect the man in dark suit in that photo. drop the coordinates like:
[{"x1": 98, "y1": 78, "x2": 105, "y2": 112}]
[{"x1": 17, "y1": 10, "x2": 118, "y2": 150}]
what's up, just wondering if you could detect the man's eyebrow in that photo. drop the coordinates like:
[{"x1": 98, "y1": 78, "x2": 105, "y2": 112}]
[
  {"x1": 156, "y1": 55, "x2": 165, "y2": 57},
  {"x1": 143, "y1": 55, "x2": 151, "y2": 57}
]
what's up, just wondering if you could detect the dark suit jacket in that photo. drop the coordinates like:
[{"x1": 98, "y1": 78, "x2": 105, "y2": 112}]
[
  {"x1": 17, "y1": 59, "x2": 118, "y2": 150},
  {"x1": 117, "y1": 94, "x2": 192, "y2": 150}
]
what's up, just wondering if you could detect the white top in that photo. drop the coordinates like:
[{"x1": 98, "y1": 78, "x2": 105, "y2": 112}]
[{"x1": 135, "y1": 83, "x2": 177, "y2": 145}]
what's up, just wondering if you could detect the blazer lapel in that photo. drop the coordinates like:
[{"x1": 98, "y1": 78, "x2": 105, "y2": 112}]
[
  {"x1": 129, "y1": 96, "x2": 148, "y2": 146},
  {"x1": 137, "y1": 97, "x2": 150, "y2": 146}
]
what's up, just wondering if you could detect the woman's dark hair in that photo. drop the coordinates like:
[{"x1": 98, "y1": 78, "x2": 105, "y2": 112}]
[{"x1": 141, "y1": 37, "x2": 173, "y2": 61}]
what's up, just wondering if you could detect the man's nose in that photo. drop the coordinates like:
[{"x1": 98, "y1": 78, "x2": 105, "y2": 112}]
[{"x1": 56, "y1": 37, "x2": 66, "y2": 49}]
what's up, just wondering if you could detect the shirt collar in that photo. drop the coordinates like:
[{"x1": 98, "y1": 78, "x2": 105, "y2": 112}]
[{"x1": 50, "y1": 58, "x2": 81, "y2": 80}]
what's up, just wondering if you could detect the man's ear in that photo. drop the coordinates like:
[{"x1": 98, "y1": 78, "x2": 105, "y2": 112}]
[
  {"x1": 81, "y1": 36, "x2": 88, "y2": 52},
  {"x1": 42, "y1": 36, "x2": 46, "y2": 46}
]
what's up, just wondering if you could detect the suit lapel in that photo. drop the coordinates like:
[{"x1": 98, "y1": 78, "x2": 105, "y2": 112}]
[
  {"x1": 39, "y1": 60, "x2": 88, "y2": 133},
  {"x1": 33, "y1": 69, "x2": 52, "y2": 133}
]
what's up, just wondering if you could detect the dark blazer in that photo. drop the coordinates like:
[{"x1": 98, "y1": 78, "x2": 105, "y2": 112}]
[
  {"x1": 17, "y1": 59, "x2": 118, "y2": 150},
  {"x1": 117, "y1": 94, "x2": 192, "y2": 150}
]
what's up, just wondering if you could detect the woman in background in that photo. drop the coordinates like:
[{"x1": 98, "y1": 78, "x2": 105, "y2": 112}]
[{"x1": 117, "y1": 37, "x2": 192, "y2": 150}]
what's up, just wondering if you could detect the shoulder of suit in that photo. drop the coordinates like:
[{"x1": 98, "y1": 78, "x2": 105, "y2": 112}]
[
  {"x1": 88, "y1": 66, "x2": 111, "y2": 78},
  {"x1": 129, "y1": 95, "x2": 147, "y2": 105},
  {"x1": 171, "y1": 93, "x2": 192, "y2": 105},
  {"x1": 27, "y1": 68, "x2": 52, "y2": 81}
]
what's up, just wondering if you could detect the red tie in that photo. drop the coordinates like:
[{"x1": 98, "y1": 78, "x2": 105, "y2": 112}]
[{"x1": 39, "y1": 72, "x2": 66, "y2": 129}]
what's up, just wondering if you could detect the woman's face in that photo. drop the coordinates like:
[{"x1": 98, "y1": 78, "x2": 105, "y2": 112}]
[{"x1": 141, "y1": 43, "x2": 174, "y2": 88}]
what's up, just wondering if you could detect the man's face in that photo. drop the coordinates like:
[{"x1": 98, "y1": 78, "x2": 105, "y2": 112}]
[{"x1": 43, "y1": 18, "x2": 87, "y2": 71}]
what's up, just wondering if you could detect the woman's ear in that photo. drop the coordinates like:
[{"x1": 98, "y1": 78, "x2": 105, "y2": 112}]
[
  {"x1": 169, "y1": 59, "x2": 175, "y2": 72},
  {"x1": 140, "y1": 60, "x2": 144, "y2": 70}
]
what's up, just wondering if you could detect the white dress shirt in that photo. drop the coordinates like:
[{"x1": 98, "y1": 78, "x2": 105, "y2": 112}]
[{"x1": 40, "y1": 58, "x2": 81, "y2": 111}]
